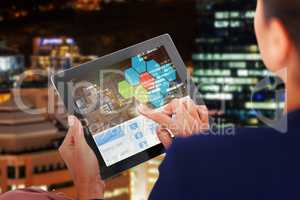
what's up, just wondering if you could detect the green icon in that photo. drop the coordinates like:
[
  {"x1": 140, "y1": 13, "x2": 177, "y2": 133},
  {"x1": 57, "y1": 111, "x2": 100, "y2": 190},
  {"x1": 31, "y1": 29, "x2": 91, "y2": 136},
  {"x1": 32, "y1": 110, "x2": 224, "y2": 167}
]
[
  {"x1": 118, "y1": 80, "x2": 135, "y2": 99},
  {"x1": 135, "y1": 85, "x2": 149, "y2": 103}
]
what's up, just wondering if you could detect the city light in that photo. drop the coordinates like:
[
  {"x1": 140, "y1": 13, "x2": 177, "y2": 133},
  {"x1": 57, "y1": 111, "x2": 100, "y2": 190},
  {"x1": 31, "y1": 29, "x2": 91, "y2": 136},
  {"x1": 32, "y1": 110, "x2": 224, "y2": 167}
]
[
  {"x1": 0, "y1": 0, "x2": 286, "y2": 199},
  {"x1": 192, "y1": 0, "x2": 281, "y2": 126}
]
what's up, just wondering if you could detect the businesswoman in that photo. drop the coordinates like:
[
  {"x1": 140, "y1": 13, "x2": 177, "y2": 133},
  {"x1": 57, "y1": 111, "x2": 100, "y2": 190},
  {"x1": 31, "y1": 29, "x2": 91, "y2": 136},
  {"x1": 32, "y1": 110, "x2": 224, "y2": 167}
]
[{"x1": 1, "y1": 0, "x2": 300, "y2": 199}]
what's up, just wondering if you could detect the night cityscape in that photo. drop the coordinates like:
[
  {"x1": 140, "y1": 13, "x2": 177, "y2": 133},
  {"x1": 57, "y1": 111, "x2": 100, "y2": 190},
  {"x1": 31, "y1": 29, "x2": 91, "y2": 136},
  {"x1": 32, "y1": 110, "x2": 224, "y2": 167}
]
[{"x1": 0, "y1": 0, "x2": 283, "y2": 200}]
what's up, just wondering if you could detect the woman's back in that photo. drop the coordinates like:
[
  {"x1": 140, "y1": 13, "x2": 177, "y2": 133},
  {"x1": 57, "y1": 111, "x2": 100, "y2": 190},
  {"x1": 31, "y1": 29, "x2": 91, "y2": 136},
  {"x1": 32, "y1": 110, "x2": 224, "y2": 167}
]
[{"x1": 149, "y1": 109, "x2": 300, "y2": 200}]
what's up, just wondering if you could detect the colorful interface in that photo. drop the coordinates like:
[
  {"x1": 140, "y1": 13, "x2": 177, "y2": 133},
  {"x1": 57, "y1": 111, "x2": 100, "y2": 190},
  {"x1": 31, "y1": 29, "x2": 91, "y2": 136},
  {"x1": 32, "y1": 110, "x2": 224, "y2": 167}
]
[{"x1": 72, "y1": 46, "x2": 188, "y2": 166}]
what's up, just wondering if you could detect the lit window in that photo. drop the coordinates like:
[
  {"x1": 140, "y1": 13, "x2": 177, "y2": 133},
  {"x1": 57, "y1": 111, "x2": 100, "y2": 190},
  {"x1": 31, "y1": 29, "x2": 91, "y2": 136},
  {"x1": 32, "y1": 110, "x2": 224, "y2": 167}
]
[
  {"x1": 245, "y1": 102, "x2": 285, "y2": 110},
  {"x1": 194, "y1": 69, "x2": 231, "y2": 76},
  {"x1": 215, "y1": 11, "x2": 229, "y2": 19},
  {"x1": 214, "y1": 20, "x2": 229, "y2": 28},
  {"x1": 230, "y1": 12, "x2": 240, "y2": 18},
  {"x1": 204, "y1": 93, "x2": 233, "y2": 100},
  {"x1": 230, "y1": 21, "x2": 241, "y2": 27},
  {"x1": 193, "y1": 53, "x2": 261, "y2": 61},
  {"x1": 237, "y1": 69, "x2": 249, "y2": 76},
  {"x1": 200, "y1": 85, "x2": 220, "y2": 92},
  {"x1": 228, "y1": 62, "x2": 247, "y2": 68},
  {"x1": 245, "y1": 11, "x2": 255, "y2": 18}
]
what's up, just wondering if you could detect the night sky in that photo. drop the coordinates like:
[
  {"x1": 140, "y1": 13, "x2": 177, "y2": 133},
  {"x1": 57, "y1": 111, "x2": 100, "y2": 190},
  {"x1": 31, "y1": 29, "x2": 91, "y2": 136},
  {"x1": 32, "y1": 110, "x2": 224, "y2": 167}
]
[{"x1": 0, "y1": 1, "x2": 197, "y2": 66}]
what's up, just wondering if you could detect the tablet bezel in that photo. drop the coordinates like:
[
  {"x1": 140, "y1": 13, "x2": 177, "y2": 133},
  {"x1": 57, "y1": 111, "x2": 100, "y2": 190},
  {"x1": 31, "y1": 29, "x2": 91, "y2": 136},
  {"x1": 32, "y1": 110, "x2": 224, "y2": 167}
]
[{"x1": 51, "y1": 34, "x2": 203, "y2": 179}]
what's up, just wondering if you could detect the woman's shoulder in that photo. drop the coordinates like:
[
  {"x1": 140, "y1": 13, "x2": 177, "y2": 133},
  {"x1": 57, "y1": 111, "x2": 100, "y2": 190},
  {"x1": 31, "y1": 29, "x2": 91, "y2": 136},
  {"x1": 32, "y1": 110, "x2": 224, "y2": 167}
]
[{"x1": 167, "y1": 126, "x2": 290, "y2": 160}]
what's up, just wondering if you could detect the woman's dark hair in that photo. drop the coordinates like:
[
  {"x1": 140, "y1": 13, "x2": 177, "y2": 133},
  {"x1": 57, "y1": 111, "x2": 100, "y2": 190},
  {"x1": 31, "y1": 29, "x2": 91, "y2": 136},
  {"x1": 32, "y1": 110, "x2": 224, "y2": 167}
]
[{"x1": 263, "y1": 0, "x2": 300, "y2": 50}]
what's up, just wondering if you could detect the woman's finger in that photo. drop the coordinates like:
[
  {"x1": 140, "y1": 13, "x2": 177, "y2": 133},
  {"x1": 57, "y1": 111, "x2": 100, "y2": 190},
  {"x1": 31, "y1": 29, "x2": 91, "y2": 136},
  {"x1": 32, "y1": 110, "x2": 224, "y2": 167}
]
[
  {"x1": 162, "y1": 98, "x2": 180, "y2": 116},
  {"x1": 156, "y1": 127, "x2": 173, "y2": 149},
  {"x1": 175, "y1": 99, "x2": 191, "y2": 136},
  {"x1": 60, "y1": 115, "x2": 76, "y2": 149},
  {"x1": 194, "y1": 106, "x2": 209, "y2": 132},
  {"x1": 183, "y1": 98, "x2": 202, "y2": 124},
  {"x1": 197, "y1": 105, "x2": 209, "y2": 125},
  {"x1": 138, "y1": 104, "x2": 174, "y2": 128},
  {"x1": 73, "y1": 117, "x2": 87, "y2": 150}
]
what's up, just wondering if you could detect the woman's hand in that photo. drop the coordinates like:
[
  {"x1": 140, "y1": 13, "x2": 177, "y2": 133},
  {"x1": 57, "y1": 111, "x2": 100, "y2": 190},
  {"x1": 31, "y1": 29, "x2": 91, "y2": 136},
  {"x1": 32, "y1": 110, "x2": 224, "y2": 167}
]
[
  {"x1": 138, "y1": 98, "x2": 209, "y2": 149},
  {"x1": 59, "y1": 116, "x2": 105, "y2": 200}
]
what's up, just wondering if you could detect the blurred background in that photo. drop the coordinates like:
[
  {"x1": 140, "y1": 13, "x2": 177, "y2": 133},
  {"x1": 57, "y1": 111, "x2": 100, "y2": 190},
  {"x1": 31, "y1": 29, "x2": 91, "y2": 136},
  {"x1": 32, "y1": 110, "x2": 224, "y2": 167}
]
[{"x1": 0, "y1": 0, "x2": 283, "y2": 199}]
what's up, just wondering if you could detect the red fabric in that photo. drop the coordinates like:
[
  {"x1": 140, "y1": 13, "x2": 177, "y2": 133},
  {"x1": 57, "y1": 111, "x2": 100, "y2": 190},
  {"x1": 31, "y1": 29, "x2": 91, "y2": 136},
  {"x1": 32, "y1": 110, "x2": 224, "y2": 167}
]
[{"x1": 0, "y1": 188, "x2": 74, "y2": 200}]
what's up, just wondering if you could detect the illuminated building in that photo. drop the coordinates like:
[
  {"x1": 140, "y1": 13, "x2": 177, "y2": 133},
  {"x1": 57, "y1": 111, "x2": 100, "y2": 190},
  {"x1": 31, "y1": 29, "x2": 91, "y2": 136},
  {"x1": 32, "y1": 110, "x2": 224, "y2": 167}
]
[
  {"x1": 192, "y1": 0, "x2": 281, "y2": 126},
  {"x1": 73, "y1": 0, "x2": 101, "y2": 11},
  {"x1": 103, "y1": 155, "x2": 164, "y2": 200},
  {"x1": 0, "y1": 90, "x2": 71, "y2": 194},
  {"x1": 130, "y1": 155, "x2": 164, "y2": 200},
  {"x1": 31, "y1": 37, "x2": 97, "y2": 71},
  {"x1": 0, "y1": 47, "x2": 24, "y2": 90},
  {"x1": 0, "y1": 89, "x2": 162, "y2": 199},
  {"x1": 31, "y1": 37, "x2": 80, "y2": 71}
]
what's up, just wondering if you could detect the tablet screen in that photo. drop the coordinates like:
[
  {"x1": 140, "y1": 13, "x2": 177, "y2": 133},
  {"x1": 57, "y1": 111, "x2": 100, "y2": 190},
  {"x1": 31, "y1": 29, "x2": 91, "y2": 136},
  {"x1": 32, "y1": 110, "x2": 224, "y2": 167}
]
[{"x1": 71, "y1": 46, "x2": 188, "y2": 166}]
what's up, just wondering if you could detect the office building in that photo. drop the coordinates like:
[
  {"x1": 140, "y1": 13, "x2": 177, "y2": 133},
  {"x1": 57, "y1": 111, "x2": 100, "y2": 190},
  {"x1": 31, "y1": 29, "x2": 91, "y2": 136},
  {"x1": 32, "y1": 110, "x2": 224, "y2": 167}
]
[
  {"x1": 192, "y1": 0, "x2": 282, "y2": 126},
  {"x1": 0, "y1": 89, "x2": 163, "y2": 200},
  {"x1": 130, "y1": 155, "x2": 164, "y2": 200},
  {"x1": 31, "y1": 37, "x2": 96, "y2": 71},
  {"x1": 0, "y1": 89, "x2": 127, "y2": 199},
  {"x1": 0, "y1": 90, "x2": 71, "y2": 194},
  {"x1": 31, "y1": 37, "x2": 79, "y2": 70}
]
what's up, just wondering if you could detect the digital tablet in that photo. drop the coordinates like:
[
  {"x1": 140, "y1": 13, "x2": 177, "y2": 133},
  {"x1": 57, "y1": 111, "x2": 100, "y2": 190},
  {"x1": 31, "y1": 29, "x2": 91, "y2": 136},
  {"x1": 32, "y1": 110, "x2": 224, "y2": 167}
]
[{"x1": 51, "y1": 34, "x2": 203, "y2": 179}]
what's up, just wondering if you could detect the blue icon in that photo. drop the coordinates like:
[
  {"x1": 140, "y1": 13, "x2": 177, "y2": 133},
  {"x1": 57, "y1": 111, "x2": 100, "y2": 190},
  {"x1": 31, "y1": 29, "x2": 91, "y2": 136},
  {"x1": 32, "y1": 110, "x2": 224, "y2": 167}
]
[
  {"x1": 163, "y1": 67, "x2": 176, "y2": 81},
  {"x1": 151, "y1": 98, "x2": 165, "y2": 108},
  {"x1": 148, "y1": 88, "x2": 165, "y2": 108},
  {"x1": 125, "y1": 67, "x2": 140, "y2": 86},
  {"x1": 132, "y1": 56, "x2": 146, "y2": 74},
  {"x1": 129, "y1": 122, "x2": 139, "y2": 130},
  {"x1": 146, "y1": 60, "x2": 161, "y2": 78},
  {"x1": 148, "y1": 122, "x2": 157, "y2": 134},
  {"x1": 134, "y1": 132, "x2": 144, "y2": 140},
  {"x1": 156, "y1": 78, "x2": 170, "y2": 95},
  {"x1": 95, "y1": 126, "x2": 124, "y2": 146},
  {"x1": 139, "y1": 141, "x2": 148, "y2": 149}
]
